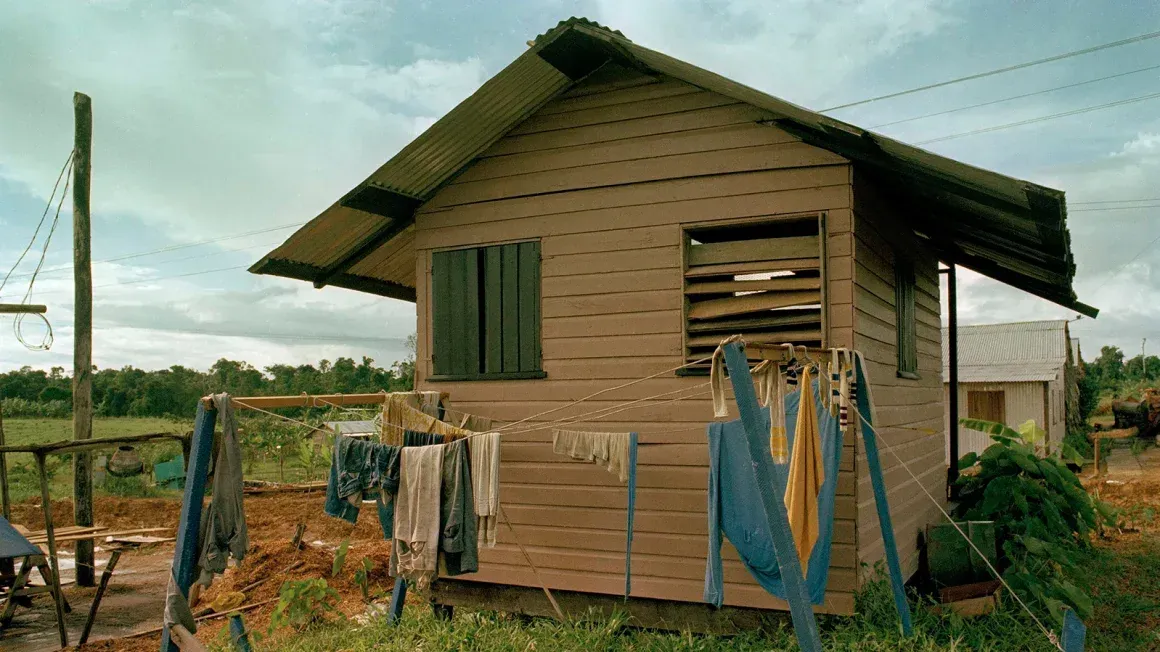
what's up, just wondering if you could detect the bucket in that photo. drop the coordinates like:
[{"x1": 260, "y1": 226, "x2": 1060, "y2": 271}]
[{"x1": 108, "y1": 446, "x2": 144, "y2": 477}]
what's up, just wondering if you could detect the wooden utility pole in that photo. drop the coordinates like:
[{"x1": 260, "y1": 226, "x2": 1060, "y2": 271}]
[{"x1": 72, "y1": 91, "x2": 95, "y2": 587}]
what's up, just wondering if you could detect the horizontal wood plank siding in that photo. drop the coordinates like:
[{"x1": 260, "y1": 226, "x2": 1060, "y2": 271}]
[
  {"x1": 415, "y1": 67, "x2": 858, "y2": 613},
  {"x1": 850, "y1": 170, "x2": 946, "y2": 588}
]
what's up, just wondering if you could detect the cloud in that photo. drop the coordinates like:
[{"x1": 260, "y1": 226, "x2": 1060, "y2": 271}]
[
  {"x1": 591, "y1": 0, "x2": 954, "y2": 105},
  {"x1": 0, "y1": 1, "x2": 488, "y2": 241}
]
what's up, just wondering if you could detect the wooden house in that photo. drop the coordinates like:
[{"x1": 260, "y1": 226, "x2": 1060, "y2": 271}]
[
  {"x1": 252, "y1": 18, "x2": 1095, "y2": 626},
  {"x1": 942, "y1": 320, "x2": 1078, "y2": 461}
]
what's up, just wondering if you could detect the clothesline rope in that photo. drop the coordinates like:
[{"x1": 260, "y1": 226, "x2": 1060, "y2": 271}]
[{"x1": 850, "y1": 404, "x2": 1063, "y2": 651}]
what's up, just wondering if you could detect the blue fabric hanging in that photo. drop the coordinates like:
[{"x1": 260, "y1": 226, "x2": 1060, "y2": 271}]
[
  {"x1": 625, "y1": 432, "x2": 638, "y2": 598},
  {"x1": 704, "y1": 377, "x2": 844, "y2": 606}
]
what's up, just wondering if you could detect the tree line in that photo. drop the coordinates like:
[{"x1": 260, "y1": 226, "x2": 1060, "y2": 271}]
[
  {"x1": 0, "y1": 348, "x2": 415, "y2": 419},
  {"x1": 1076, "y1": 345, "x2": 1160, "y2": 419}
]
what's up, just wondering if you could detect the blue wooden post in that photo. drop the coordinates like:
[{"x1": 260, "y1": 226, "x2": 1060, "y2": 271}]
[
  {"x1": 624, "y1": 432, "x2": 637, "y2": 598},
  {"x1": 387, "y1": 577, "x2": 407, "y2": 624},
  {"x1": 1061, "y1": 608, "x2": 1086, "y2": 652},
  {"x1": 853, "y1": 356, "x2": 913, "y2": 636},
  {"x1": 229, "y1": 614, "x2": 253, "y2": 652},
  {"x1": 161, "y1": 400, "x2": 217, "y2": 652},
  {"x1": 721, "y1": 342, "x2": 823, "y2": 652}
]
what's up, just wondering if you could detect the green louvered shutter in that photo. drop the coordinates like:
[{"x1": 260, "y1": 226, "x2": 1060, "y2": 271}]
[{"x1": 432, "y1": 241, "x2": 540, "y2": 378}]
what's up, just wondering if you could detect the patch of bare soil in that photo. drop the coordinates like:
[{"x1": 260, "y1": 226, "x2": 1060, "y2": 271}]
[{"x1": 3, "y1": 490, "x2": 397, "y2": 651}]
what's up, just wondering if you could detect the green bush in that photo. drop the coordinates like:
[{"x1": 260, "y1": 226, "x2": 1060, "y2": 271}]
[
  {"x1": 269, "y1": 578, "x2": 342, "y2": 633},
  {"x1": 955, "y1": 418, "x2": 1114, "y2": 624}
]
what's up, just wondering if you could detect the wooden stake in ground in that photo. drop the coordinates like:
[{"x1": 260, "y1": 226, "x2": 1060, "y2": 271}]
[{"x1": 72, "y1": 90, "x2": 96, "y2": 587}]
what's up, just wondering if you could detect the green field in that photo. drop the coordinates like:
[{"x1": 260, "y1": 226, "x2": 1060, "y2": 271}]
[
  {"x1": 0, "y1": 416, "x2": 329, "y2": 504},
  {"x1": 1, "y1": 417, "x2": 187, "y2": 503}
]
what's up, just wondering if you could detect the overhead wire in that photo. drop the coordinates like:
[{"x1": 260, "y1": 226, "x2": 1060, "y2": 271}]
[
  {"x1": 821, "y1": 28, "x2": 1160, "y2": 112},
  {"x1": 8, "y1": 150, "x2": 74, "y2": 350},
  {"x1": 914, "y1": 89, "x2": 1160, "y2": 145},
  {"x1": 1069, "y1": 204, "x2": 1160, "y2": 213},
  {"x1": 867, "y1": 63, "x2": 1160, "y2": 129},
  {"x1": 2, "y1": 222, "x2": 304, "y2": 282},
  {"x1": 0, "y1": 151, "x2": 74, "y2": 298}
]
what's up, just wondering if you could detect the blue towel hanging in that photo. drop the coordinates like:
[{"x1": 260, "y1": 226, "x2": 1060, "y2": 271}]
[{"x1": 625, "y1": 432, "x2": 638, "y2": 598}]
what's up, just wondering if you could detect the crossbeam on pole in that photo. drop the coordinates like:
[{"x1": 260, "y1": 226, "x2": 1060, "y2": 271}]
[{"x1": 0, "y1": 304, "x2": 47, "y2": 314}]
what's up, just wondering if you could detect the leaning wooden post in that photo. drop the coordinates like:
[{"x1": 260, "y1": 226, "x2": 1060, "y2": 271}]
[
  {"x1": 79, "y1": 548, "x2": 122, "y2": 645},
  {"x1": 36, "y1": 452, "x2": 70, "y2": 648},
  {"x1": 720, "y1": 342, "x2": 822, "y2": 652},
  {"x1": 161, "y1": 400, "x2": 217, "y2": 652},
  {"x1": 72, "y1": 90, "x2": 96, "y2": 587}
]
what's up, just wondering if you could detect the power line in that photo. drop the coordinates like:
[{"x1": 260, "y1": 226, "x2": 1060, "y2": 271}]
[
  {"x1": 0, "y1": 151, "x2": 74, "y2": 297},
  {"x1": 868, "y1": 63, "x2": 1160, "y2": 129},
  {"x1": 33, "y1": 265, "x2": 249, "y2": 297},
  {"x1": 1091, "y1": 230, "x2": 1160, "y2": 294},
  {"x1": 19, "y1": 240, "x2": 283, "y2": 284},
  {"x1": 822, "y1": 28, "x2": 1160, "y2": 112},
  {"x1": 114, "y1": 326, "x2": 407, "y2": 344},
  {"x1": 1071, "y1": 197, "x2": 1160, "y2": 205},
  {"x1": 1070, "y1": 204, "x2": 1160, "y2": 213},
  {"x1": 1, "y1": 221, "x2": 304, "y2": 281},
  {"x1": 914, "y1": 89, "x2": 1160, "y2": 145}
]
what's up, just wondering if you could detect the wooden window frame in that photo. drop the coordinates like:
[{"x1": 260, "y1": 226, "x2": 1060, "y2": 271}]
[
  {"x1": 894, "y1": 254, "x2": 919, "y2": 379},
  {"x1": 676, "y1": 212, "x2": 828, "y2": 376},
  {"x1": 967, "y1": 390, "x2": 1006, "y2": 424},
  {"x1": 427, "y1": 240, "x2": 545, "y2": 382}
]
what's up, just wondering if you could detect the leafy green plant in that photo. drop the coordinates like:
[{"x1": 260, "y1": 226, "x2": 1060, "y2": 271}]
[
  {"x1": 332, "y1": 539, "x2": 350, "y2": 578},
  {"x1": 269, "y1": 578, "x2": 342, "y2": 633},
  {"x1": 955, "y1": 417, "x2": 1114, "y2": 624},
  {"x1": 354, "y1": 557, "x2": 374, "y2": 602}
]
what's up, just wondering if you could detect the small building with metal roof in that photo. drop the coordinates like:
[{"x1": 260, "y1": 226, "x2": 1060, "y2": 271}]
[
  {"x1": 942, "y1": 320, "x2": 1078, "y2": 460},
  {"x1": 252, "y1": 17, "x2": 1096, "y2": 627}
]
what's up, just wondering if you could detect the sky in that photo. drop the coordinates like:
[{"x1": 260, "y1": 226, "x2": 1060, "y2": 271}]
[{"x1": 1, "y1": 0, "x2": 1159, "y2": 374}]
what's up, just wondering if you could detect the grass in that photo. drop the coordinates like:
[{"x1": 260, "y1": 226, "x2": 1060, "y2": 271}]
[
  {"x1": 237, "y1": 537, "x2": 1160, "y2": 652},
  {"x1": 0, "y1": 417, "x2": 327, "y2": 503},
  {"x1": 1, "y1": 417, "x2": 185, "y2": 502}
]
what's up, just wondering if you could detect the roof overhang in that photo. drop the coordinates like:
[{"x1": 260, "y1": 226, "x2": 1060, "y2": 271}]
[{"x1": 250, "y1": 17, "x2": 1096, "y2": 317}]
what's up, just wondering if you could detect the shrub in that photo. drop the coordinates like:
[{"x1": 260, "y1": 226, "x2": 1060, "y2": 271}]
[
  {"x1": 954, "y1": 418, "x2": 1114, "y2": 624},
  {"x1": 269, "y1": 578, "x2": 342, "y2": 632}
]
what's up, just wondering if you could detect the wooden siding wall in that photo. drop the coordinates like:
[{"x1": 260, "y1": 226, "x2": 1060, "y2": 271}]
[
  {"x1": 945, "y1": 381, "x2": 1052, "y2": 460},
  {"x1": 412, "y1": 64, "x2": 859, "y2": 614},
  {"x1": 850, "y1": 172, "x2": 946, "y2": 580}
]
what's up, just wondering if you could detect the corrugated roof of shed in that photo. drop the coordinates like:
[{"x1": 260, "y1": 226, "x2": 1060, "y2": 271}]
[
  {"x1": 251, "y1": 16, "x2": 1097, "y2": 318},
  {"x1": 942, "y1": 320, "x2": 1070, "y2": 383}
]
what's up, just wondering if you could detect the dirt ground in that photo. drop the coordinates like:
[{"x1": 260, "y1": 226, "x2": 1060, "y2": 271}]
[{"x1": 2, "y1": 491, "x2": 396, "y2": 651}]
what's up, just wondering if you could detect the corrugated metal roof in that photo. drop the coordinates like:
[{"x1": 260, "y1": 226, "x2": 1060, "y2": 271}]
[
  {"x1": 942, "y1": 320, "x2": 1070, "y2": 383},
  {"x1": 251, "y1": 16, "x2": 1096, "y2": 318}
]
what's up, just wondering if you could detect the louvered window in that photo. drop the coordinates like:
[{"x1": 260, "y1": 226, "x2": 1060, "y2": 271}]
[
  {"x1": 682, "y1": 216, "x2": 826, "y2": 370},
  {"x1": 430, "y1": 241, "x2": 544, "y2": 381}
]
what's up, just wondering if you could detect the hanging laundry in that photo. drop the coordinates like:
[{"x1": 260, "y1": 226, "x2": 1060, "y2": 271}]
[
  {"x1": 413, "y1": 391, "x2": 443, "y2": 418},
  {"x1": 324, "y1": 434, "x2": 402, "y2": 540},
  {"x1": 469, "y1": 432, "x2": 501, "y2": 548},
  {"x1": 704, "y1": 375, "x2": 844, "y2": 606},
  {"x1": 551, "y1": 428, "x2": 638, "y2": 596},
  {"x1": 710, "y1": 345, "x2": 729, "y2": 418},
  {"x1": 456, "y1": 411, "x2": 494, "y2": 433},
  {"x1": 624, "y1": 432, "x2": 638, "y2": 597},
  {"x1": 753, "y1": 360, "x2": 789, "y2": 465},
  {"x1": 439, "y1": 439, "x2": 478, "y2": 576},
  {"x1": 391, "y1": 445, "x2": 444, "y2": 590},
  {"x1": 196, "y1": 394, "x2": 248, "y2": 586},
  {"x1": 552, "y1": 429, "x2": 631, "y2": 482},
  {"x1": 784, "y1": 366, "x2": 825, "y2": 567}
]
